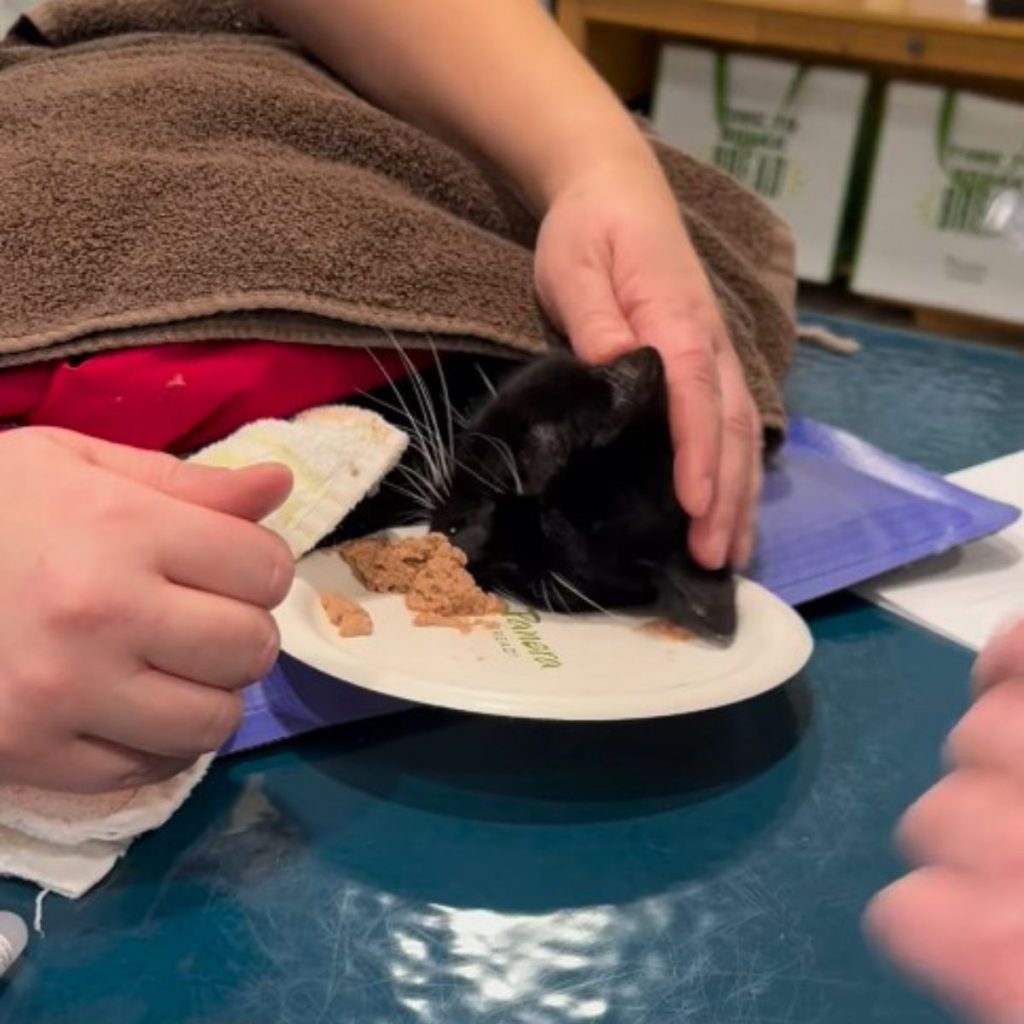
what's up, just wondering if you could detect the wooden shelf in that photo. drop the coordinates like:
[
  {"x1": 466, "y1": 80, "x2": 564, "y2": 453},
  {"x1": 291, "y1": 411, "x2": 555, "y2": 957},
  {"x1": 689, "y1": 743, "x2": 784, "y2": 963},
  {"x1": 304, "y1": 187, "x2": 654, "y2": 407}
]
[
  {"x1": 558, "y1": 0, "x2": 1024, "y2": 97},
  {"x1": 556, "y1": 0, "x2": 1024, "y2": 341}
]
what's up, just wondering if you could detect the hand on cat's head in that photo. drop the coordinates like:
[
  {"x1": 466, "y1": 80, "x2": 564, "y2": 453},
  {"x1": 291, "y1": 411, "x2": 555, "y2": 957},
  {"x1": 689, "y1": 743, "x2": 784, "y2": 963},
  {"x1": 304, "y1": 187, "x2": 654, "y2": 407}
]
[{"x1": 534, "y1": 161, "x2": 762, "y2": 571}]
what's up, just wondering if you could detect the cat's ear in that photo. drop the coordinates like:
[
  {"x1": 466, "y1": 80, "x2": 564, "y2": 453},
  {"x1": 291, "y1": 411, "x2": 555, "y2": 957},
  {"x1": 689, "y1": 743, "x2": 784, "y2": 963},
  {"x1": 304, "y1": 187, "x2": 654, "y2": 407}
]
[
  {"x1": 657, "y1": 556, "x2": 737, "y2": 643},
  {"x1": 512, "y1": 351, "x2": 663, "y2": 490},
  {"x1": 595, "y1": 347, "x2": 666, "y2": 433},
  {"x1": 502, "y1": 349, "x2": 665, "y2": 492}
]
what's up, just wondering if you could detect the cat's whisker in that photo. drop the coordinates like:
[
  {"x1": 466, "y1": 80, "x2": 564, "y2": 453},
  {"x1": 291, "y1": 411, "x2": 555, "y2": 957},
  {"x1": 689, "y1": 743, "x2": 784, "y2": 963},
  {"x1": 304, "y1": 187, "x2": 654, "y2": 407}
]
[
  {"x1": 547, "y1": 579, "x2": 574, "y2": 616},
  {"x1": 475, "y1": 361, "x2": 498, "y2": 397},
  {"x1": 396, "y1": 461, "x2": 445, "y2": 504},
  {"x1": 426, "y1": 336, "x2": 457, "y2": 473},
  {"x1": 382, "y1": 333, "x2": 450, "y2": 490},
  {"x1": 450, "y1": 456, "x2": 503, "y2": 495},
  {"x1": 390, "y1": 483, "x2": 432, "y2": 510},
  {"x1": 393, "y1": 509, "x2": 430, "y2": 527},
  {"x1": 465, "y1": 431, "x2": 523, "y2": 496},
  {"x1": 357, "y1": 387, "x2": 456, "y2": 449},
  {"x1": 493, "y1": 437, "x2": 523, "y2": 496},
  {"x1": 353, "y1": 388, "x2": 408, "y2": 421},
  {"x1": 384, "y1": 479, "x2": 434, "y2": 510},
  {"x1": 550, "y1": 572, "x2": 627, "y2": 623},
  {"x1": 491, "y1": 587, "x2": 516, "y2": 606},
  {"x1": 361, "y1": 344, "x2": 446, "y2": 491},
  {"x1": 385, "y1": 469, "x2": 433, "y2": 502}
]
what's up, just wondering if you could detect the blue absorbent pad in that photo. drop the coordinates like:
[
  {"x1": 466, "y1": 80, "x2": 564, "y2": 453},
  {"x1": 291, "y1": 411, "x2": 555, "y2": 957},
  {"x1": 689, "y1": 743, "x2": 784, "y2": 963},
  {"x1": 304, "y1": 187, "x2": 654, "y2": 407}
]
[
  {"x1": 222, "y1": 415, "x2": 1020, "y2": 755},
  {"x1": 756, "y1": 417, "x2": 1018, "y2": 605}
]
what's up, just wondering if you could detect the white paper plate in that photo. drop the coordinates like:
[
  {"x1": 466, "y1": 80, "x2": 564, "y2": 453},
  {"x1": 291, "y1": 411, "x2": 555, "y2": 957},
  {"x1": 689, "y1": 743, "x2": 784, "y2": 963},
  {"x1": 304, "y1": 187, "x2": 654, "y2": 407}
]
[{"x1": 275, "y1": 534, "x2": 814, "y2": 721}]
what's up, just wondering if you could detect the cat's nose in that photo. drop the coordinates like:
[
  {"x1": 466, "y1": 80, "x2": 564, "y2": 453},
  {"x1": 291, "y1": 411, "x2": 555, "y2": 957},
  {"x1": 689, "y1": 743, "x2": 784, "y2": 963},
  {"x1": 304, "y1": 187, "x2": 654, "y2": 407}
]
[{"x1": 449, "y1": 524, "x2": 487, "y2": 563}]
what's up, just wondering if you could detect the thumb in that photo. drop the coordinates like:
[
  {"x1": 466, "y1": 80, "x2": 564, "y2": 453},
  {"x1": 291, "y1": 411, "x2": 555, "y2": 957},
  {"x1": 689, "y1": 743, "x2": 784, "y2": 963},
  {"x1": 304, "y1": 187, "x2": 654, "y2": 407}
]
[
  {"x1": 174, "y1": 461, "x2": 294, "y2": 522},
  {"x1": 53, "y1": 429, "x2": 293, "y2": 522},
  {"x1": 538, "y1": 263, "x2": 636, "y2": 365}
]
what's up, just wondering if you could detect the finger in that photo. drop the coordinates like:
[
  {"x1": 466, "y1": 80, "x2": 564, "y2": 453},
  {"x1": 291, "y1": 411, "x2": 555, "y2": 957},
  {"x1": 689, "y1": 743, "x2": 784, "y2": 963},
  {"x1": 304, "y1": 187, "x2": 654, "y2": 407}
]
[
  {"x1": 731, "y1": 449, "x2": 763, "y2": 570},
  {"x1": 612, "y1": 274, "x2": 725, "y2": 521},
  {"x1": 155, "y1": 505, "x2": 294, "y2": 609},
  {"x1": 51, "y1": 428, "x2": 293, "y2": 522},
  {"x1": 142, "y1": 586, "x2": 280, "y2": 690},
  {"x1": 182, "y1": 462, "x2": 294, "y2": 522},
  {"x1": 546, "y1": 262, "x2": 638, "y2": 364},
  {"x1": 897, "y1": 769, "x2": 1024, "y2": 875},
  {"x1": 664, "y1": 336, "x2": 723, "y2": 522},
  {"x1": 22, "y1": 736, "x2": 192, "y2": 795},
  {"x1": 947, "y1": 680, "x2": 1024, "y2": 782},
  {"x1": 687, "y1": 365, "x2": 758, "y2": 569},
  {"x1": 866, "y1": 868, "x2": 1024, "y2": 1024},
  {"x1": 84, "y1": 666, "x2": 244, "y2": 759},
  {"x1": 974, "y1": 619, "x2": 1024, "y2": 694}
]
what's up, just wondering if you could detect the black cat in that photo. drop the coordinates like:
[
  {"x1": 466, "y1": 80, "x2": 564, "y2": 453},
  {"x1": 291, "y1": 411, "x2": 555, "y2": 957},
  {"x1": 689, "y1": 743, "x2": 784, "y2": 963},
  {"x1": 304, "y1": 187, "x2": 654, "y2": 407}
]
[{"x1": 333, "y1": 346, "x2": 737, "y2": 642}]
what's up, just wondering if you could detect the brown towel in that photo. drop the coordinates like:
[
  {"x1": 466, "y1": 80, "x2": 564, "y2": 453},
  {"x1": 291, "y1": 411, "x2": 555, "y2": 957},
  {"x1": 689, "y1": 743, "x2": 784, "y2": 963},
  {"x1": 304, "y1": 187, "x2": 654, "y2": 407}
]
[{"x1": 0, "y1": 0, "x2": 797, "y2": 432}]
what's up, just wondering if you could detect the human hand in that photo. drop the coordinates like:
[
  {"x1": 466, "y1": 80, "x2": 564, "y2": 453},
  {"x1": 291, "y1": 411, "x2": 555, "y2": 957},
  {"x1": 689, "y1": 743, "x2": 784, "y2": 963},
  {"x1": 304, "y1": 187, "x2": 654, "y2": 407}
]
[
  {"x1": 0, "y1": 427, "x2": 294, "y2": 794},
  {"x1": 533, "y1": 158, "x2": 762, "y2": 570},
  {"x1": 866, "y1": 619, "x2": 1024, "y2": 1023}
]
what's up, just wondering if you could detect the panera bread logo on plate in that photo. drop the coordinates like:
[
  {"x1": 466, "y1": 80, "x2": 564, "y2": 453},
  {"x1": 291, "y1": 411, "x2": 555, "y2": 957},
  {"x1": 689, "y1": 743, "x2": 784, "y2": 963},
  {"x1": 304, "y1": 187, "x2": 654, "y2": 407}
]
[{"x1": 491, "y1": 608, "x2": 562, "y2": 670}]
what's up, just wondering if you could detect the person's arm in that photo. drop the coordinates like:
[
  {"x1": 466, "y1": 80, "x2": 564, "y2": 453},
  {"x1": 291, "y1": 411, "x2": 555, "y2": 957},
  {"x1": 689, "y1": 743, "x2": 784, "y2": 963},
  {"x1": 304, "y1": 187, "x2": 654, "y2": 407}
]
[
  {"x1": 258, "y1": 0, "x2": 651, "y2": 212},
  {"x1": 257, "y1": 0, "x2": 762, "y2": 571}
]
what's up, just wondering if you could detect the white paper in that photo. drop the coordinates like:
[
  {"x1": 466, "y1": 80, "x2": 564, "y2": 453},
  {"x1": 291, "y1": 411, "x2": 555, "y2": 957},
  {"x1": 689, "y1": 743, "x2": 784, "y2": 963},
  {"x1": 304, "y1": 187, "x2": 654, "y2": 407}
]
[{"x1": 858, "y1": 450, "x2": 1024, "y2": 651}]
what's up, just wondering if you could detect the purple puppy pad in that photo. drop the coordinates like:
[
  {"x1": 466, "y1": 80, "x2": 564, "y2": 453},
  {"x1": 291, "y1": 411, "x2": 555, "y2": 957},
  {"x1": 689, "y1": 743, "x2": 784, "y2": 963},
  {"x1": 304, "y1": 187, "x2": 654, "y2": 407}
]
[
  {"x1": 223, "y1": 416, "x2": 1019, "y2": 754},
  {"x1": 221, "y1": 656, "x2": 408, "y2": 756},
  {"x1": 754, "y1": 417, "x2": 1019, "y2": 606}
]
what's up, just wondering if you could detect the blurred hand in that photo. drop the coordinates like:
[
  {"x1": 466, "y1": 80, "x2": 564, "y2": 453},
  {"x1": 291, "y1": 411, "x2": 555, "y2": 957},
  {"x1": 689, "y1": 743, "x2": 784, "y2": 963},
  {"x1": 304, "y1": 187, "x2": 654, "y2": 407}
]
[{"x1": 866, "y1": 619, "x2": 1024, "y2": 1023}]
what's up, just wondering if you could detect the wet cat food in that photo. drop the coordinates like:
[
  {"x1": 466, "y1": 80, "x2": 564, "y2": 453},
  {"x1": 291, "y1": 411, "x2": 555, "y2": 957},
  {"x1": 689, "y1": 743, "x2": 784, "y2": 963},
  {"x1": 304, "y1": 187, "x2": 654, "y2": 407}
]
[
  {"x1": 320, "y1": 592, "x2": 374, "y2": 638},
  {"x1": 338, "y1": 533, "x2": 504, "y2": 629},
  {"x1": 640, "y1": 619, "x2": 695, "y2": 642}
]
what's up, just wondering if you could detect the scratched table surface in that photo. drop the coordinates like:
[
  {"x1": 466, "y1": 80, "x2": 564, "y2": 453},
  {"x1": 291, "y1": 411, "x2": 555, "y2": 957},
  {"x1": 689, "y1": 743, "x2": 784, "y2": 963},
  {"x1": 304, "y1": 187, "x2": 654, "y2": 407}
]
[{"x1": 2, "y1": 315, "x2": 1023, "y2": 1024}]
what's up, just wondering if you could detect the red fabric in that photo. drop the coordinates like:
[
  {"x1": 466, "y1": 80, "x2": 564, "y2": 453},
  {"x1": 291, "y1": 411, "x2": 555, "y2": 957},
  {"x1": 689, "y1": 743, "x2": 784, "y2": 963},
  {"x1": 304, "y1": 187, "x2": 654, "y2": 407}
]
[{"x1": 0, "y1": 342, "x2": 424, "y2": 453}]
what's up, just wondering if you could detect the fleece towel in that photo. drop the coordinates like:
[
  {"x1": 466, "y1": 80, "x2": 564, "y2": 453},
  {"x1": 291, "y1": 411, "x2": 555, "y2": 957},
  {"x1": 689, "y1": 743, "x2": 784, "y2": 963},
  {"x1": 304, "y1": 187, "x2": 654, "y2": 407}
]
[
  {"x1": 0, "y1": 0, "x2": 797, "y2": 433},
  {"x1": 0, "y1": 404, "x2": 407, "y2": 898}
]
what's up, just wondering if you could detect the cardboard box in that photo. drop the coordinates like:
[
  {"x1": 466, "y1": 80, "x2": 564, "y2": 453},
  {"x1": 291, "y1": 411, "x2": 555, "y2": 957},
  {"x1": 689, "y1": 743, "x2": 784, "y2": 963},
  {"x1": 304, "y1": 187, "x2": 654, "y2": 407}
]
[
  {"x1": 853, "y1": 83, "x2": 1024, "y2": 324},
  {"x1": 652, "y1": 44, "x2": 869, "y2": 283}
]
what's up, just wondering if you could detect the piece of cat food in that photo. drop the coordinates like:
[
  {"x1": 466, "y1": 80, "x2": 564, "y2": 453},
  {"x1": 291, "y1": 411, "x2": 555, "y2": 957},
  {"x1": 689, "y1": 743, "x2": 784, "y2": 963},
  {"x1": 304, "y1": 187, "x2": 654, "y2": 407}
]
[
  {"x1": 339, "y1": 533, "x2": 446, "y2": 593},
  {"x1": 338, "y1": 533, "x2": 504, "y2": 628},
  {"x1": 320, "y1": 592, "x2": 374, "y2": 638},
  {"x1": 411, "y1": 612, "x2": 475, "y2": 634},
  {"x1": 412, "y1": 613, "x2": 502, "y2": 633},
  {"x1": 640, "y1": 619, "x2": 695, "y2": 642}
]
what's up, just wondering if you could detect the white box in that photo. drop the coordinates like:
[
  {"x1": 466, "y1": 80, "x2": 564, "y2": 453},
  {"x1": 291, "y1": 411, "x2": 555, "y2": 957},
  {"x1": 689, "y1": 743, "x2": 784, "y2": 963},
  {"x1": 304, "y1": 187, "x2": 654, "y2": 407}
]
[
  {"x1": 853, "y1": 83, "x2": 1024, "y2": 324},
  {"x1": 652, "y1": 45, "x2": 869, "y2": 283}
]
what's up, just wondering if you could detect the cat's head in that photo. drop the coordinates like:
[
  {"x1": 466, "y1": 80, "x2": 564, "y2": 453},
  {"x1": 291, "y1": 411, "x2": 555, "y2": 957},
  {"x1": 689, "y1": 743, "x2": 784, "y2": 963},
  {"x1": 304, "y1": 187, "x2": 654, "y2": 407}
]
[{"x1": 429, "y1": 348, "x2": 737, "y2": 641}]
